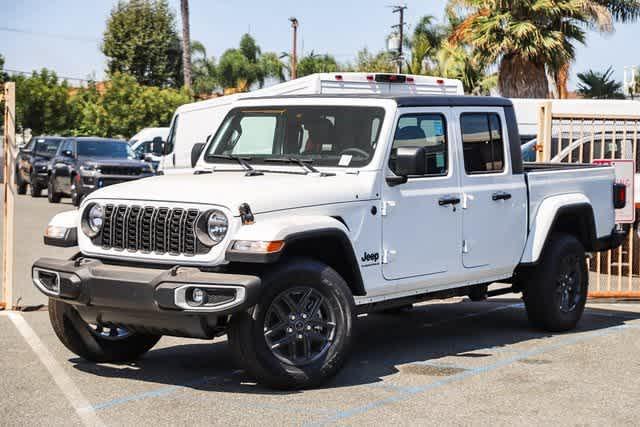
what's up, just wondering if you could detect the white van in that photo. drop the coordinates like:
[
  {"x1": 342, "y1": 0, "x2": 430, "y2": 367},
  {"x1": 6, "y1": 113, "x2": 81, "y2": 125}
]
[{"x1": 159, "y1": 73, "x2": 463, "y2": 172}]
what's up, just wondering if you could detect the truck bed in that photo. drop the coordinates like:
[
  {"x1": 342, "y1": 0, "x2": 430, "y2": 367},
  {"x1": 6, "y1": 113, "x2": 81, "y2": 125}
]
[{"x1": 525, "y1": 162, "x2": 615, "y2": 238}]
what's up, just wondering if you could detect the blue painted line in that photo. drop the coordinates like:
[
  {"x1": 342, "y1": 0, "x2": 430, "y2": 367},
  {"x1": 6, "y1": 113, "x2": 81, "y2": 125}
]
[
  {"x1": 305, "y1": 322, "x2": 640, "y2": 426},
  {"x1": 91, "y1": 376, "x2": 216, "y2": 411}
]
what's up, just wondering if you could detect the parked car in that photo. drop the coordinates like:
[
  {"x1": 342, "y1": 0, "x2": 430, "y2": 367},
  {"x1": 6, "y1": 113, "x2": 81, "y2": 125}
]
[
  {"x1": 15, "y1": 136, "x2": 64, "y2": 197},
  {"x1": 33, "y1": 95, "x2": 626, "y2": 389},
  {"x1": 47, "y1": 137, "x2": 154, "y2": 206}
]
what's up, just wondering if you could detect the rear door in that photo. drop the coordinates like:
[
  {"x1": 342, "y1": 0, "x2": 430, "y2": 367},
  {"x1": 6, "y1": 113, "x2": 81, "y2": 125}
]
[
  {"x1": 454, "y1": 108, "x2": 527, "y2": 277},
  {"x1": 382, "y1": 108, "x2": 463, "y2": 287}
]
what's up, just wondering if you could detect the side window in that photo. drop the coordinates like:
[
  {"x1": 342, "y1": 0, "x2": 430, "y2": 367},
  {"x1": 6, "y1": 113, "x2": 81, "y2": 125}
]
[
  {"x1": 460, "y1": 113, "x2": 504, "y2": 174},
  {"x1": 389, "y1": 113, "x2": 448, "y2": 176}
]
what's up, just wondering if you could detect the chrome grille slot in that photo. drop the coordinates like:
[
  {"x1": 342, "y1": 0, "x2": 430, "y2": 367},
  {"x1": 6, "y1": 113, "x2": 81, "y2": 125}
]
[{"x1": 98, "y1": 204, "x2": 205, "y2": 256}]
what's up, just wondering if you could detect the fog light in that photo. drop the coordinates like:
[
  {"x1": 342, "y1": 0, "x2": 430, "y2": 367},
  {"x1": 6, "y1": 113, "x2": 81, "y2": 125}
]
[{"x1": 190, "y1": 288, "x2": 206, "y2": 306}]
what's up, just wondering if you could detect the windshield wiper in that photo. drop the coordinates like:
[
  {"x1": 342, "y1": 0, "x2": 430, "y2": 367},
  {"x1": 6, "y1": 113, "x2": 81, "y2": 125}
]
[
  {"x1": 264, "y1": 157, "x2": 334, "y2": 176},
  {"x1": 209, "y1": 154, "x2": 263, "y2": 176}
]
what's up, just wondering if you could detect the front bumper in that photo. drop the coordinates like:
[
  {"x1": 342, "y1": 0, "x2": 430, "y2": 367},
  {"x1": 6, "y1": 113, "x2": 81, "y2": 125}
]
[{"x1": 32, "y1": 256, "x2": 260, "y2": 338}]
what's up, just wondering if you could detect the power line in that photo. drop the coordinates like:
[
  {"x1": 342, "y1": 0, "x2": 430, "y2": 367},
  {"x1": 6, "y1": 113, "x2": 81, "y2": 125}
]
[
  {"x1": 0, "y1": 26, "x2": 99, "y2": 43},
  {"x1": 4, "y1": 68, "x2": 93, "y2": 84}
]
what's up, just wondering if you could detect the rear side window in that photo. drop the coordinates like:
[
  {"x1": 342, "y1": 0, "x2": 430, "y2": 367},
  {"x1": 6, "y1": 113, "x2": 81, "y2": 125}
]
[
  {"x1": 389, "y1": 113, "x2": 448, "y2": 176},
  {"x1": 460, "y1": 113, "x2": 504, "y2": 174}
]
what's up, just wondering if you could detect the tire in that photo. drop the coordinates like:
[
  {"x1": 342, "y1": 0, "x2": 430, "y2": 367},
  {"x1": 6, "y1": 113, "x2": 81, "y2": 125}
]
[
  {"x1": 30, "y1": 174, "x2": 42, "y2": 197},
  {"x1": 522, "y1": 233, "x2": 588, "y2": 332},
  {"x1": 16, "y1": 172, "x2": 27, "y2": 195},
  {"x1": 70, "y1": 176, "x2": 82, "y2": 207},
  {"x1": 47, "y1": 177, "x2": 61, "y2": 203},
  {"x1": 468, "y1": 284, "x2": 488, "y2": 302},
  {"x1": 228, "y1": 257, "x2": 355, "y2": 389},
  {"x1": 48, "y1": 299, "x2": 161, "y2": 362}
]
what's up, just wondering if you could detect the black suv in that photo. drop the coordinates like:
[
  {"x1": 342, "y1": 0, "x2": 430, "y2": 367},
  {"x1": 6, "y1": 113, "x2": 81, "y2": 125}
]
[
  {"x1": 15, "y1": 136, "x2": 64, "y2": 197},
  {"x1": 48, "y1": 137, "x2": 154, "y2": 206}
]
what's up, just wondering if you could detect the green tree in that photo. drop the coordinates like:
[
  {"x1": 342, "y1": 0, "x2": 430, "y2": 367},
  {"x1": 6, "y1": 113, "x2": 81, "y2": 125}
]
[
  {"x1": 14, "y1": 69, "x2": 75, "y2": 135},
  {"x1": 73, "y1": 72, "x2": 191, "y2": 137},
  {"x1": 296, "y1": 52, "x2": 339, "y2": 77},
  {"x1": 405, "y1": 16, "x2": 444, "y2": 75},
  {"x1": 102, "y1": 0, "x2": 183, "y2": 87},
  {"x1": 191, "y1": 41, "x2": 218, "y2": 97},
  {"x1": 0, "y1": 54, "x2": 8, "y2": 83},
  {"x1": 349, "y1": 48, "x2": 395, "y2": 73},
  {"x1": 576, "y1": 67, "x2": 625, "y2": 99},
  {"x1": 217, "y1": 34, "x2": 283, "y2": 91}
]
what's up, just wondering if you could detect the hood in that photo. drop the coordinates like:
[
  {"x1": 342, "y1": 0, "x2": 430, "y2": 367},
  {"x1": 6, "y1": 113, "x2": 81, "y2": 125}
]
[
  {"x1": 32, "y1": 154, "x2": 52, "y2": 164},
  {"x1": 79, "y1": 156, "x2": 148, "y2": 167},
  {"x1": 88, "y1": 171, "x2": 377, "y2": 214}
]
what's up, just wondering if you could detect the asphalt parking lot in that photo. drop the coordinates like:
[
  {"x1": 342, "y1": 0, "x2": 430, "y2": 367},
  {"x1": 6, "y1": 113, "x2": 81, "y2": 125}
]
[{"x1": 2, "y1": 188, "x2": 640, "y2": 426}]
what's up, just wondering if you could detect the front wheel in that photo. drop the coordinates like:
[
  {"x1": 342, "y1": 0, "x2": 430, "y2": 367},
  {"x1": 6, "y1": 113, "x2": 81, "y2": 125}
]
[
  {"x1": 47, "y1": 177, "x2": 61, "y2": 203},
  {"x1": 30, "y1": 173, "x2": 42, "y2": 197},
  {"x1": 16, "y1": 171, "x2": 27, "y2": 195},
  {"x1": 48, "y1": 299, "x2": 161, "y2": 362},
  {"x1": 522, "y1": 233, "x2": 588, "y2": 332},
  {"x1": 228, "y1": 258, "x2": 355, "y2": 389}
]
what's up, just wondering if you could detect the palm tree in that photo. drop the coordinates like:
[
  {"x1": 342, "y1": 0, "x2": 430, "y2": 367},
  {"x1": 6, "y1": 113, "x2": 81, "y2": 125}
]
[
  {"x1": 405, "y1": 16, "x2": 445, "y2": 75},
  {"x1": 576, "y1": 67, "x2": 625, "y2": 98},
  {"x1": 553, "y1": 0, "x2": 640, "y2": 98},
  {"x1": 190, "y1": 41, "x2": 217, "y2": 97},
  {"x1": 180, "y1": 0, "x2": 192, "y2": 91},
  {"x1": 450, "y1": 0, "x2": 590, "y2": 98}
]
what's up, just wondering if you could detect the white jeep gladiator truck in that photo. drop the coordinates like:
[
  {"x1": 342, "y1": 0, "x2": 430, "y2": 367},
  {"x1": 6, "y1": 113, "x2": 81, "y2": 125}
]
[{"x1": 33, "y1": 95, "x2": 627, "y2": 389}]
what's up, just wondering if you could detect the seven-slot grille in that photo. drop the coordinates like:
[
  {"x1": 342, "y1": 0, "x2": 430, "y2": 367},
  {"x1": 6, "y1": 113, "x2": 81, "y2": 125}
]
[{"x1": 99, "y1": 204, "x2": 204, "y2": 255}]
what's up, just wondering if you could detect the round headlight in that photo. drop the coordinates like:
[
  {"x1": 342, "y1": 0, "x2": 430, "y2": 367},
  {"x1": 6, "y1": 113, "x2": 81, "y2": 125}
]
[
  {"x1": 82, "y1": 203, "x2": 104, "y2": 238},
  {"x1": 206, "y1": 210, "x2": 228, "y2": 244},
  {"x1": 88, "y1": 204, "x2": 104, "y2": 232}
]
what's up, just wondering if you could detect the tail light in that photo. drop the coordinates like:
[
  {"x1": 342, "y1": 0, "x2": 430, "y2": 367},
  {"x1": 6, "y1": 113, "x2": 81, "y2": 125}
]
[{"x1": 613, "y1": 183, "x2": 626, "y2": 209}]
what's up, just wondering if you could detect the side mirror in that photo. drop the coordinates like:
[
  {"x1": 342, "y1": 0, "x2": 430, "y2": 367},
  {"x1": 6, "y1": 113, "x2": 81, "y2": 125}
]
[
  {"x1": 151, "y1": 137, "x2": 164, "y2": 156},
  {"x1": 191, "y1": 142, "x2": 206, "y2": 168},
  {"x1": 386, "y1": 146, "x2": 425, "y2": 187}
]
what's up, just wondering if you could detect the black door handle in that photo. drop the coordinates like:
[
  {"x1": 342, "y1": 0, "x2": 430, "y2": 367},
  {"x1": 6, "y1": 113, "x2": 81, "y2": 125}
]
[
  {"x1": 439, "y1": 196, "x2": 461, "y2": 206},
  {"x1": 492, "y1": 192, "x2": 512, "y2": 201}
]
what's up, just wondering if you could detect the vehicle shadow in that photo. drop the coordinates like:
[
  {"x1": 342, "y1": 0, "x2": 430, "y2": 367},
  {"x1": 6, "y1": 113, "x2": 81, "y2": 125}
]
[{"x1": 71, "y1": 299, "x2": 640, "y2": 395}]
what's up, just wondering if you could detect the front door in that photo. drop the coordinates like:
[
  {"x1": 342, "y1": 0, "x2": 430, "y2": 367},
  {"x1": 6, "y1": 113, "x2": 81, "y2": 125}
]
[
  {"x1": 454, "y1": 108, "x2": 527, "y2": 276},
  {"x1": 382, "y1": 108, "x2": 463, "y2": 285}
]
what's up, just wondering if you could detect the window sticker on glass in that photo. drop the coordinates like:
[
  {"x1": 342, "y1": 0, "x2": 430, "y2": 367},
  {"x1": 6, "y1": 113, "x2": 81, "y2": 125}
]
[
  {"x1": 338, "y1": 154, "x2": 352, "y2": 166},
  {"x1": 434, "y1": 121, "x2": 444, "y2": 135}
]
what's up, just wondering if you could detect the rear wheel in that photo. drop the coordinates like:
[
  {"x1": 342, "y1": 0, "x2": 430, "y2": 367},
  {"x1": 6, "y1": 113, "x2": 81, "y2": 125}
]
[
  {"x1": 228, "y1": 258, "x2": 355, "y2": 389},
  {"x1": 522, "y1": 233, "x2": 588, "y2": 332},
  {"x1": 47, "y1": 176, "x2": 61, "y2": 203},
  {"x1": 48, "y1": 299, "x2": 161, "y2": 362}
]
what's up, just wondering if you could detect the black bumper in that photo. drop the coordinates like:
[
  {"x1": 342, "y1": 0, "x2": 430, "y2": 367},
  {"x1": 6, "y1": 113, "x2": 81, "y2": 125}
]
[
  {"x1": 593, "y1": 225, "x2": 629, "y2": 252},
  {"x1": 32, "y1": 257, "x2": 260, "y2": 338}
]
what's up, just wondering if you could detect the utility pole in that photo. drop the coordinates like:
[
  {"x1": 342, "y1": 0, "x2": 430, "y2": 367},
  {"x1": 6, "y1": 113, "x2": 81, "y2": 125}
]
[
  {"x1": 391, "y1": 5, "x2": 407, "y2": 74},
  {"x1": 289, "y1": 17, "x2": 299, "y2": 80}
]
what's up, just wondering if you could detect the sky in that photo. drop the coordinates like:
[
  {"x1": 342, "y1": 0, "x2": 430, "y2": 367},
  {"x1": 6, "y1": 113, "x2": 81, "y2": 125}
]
[{"x1": 1, "y1": 0, "x2": 639, "y2": 90}]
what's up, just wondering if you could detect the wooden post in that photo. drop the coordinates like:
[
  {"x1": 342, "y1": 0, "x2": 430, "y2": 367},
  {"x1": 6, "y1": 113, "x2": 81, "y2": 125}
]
[
  {"x1": 536, "y1": 101, "x2": 553, "y2": 162},
  {"x1": 2, "y1": 82, "x2": 15, "y2": 310}
]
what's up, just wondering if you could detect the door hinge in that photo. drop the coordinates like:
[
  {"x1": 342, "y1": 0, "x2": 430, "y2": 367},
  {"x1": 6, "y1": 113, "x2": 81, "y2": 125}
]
[
  {"x1": 381, "y1": 200, "x2": 396, "y2": 216},
  {"x1": 462, "y1": 240, "x2": 469, "y2": 254},
  {"x1": 382, "y1": 249, "x2": 396, "y2": 264}
]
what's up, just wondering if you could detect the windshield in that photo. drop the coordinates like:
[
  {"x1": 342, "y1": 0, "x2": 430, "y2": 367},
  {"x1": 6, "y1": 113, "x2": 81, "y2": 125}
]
[
  {"x1": 34, "y1": 138, "x2": 62, "y2": 156},
  {"x1": 77, "y1": 140, "x2": 134, "y2": 159},
  {"x1": 205, "y1": 106, "x2": 385, "y2": 168}
]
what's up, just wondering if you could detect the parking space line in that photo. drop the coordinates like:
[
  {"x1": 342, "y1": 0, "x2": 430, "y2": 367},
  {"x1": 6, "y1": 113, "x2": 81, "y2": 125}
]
[
  {"x1": 1, "y1": 311, "x2": 105, "y2": 427},
  {"x1": 306, "y1": 321, "x2": 640, "y2": 426}
]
